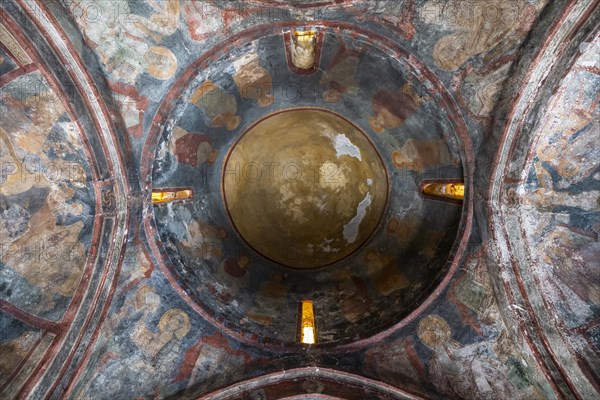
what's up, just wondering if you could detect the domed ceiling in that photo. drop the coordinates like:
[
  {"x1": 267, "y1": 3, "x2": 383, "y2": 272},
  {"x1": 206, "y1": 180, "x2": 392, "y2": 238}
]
[
  {"x1": 0, "y1": 0, "x2": 598, "y2": 399},
  {"x1": 148, "y1": 27, "x2": 466, "y2": 345}
]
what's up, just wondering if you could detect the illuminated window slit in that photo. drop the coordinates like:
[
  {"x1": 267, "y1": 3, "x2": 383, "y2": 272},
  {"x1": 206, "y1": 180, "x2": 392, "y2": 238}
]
[
  {"x1": 299, "y1": 300, "x2": 316, "y2": 344},
  {"x1": 283, "y1": 29, "x2": 322, "y2": 75},
  {"x1": 291, "y1": 30, "x2": 316, "y2": 70},
  {"x1": 293, "y1": 30, "x2": 316, "y2": 42},
  {"x1": 151, "y1": 188, "x2": 194, "y2": 205},
  {"x1": 420, "y1": 181, "x2": 465, "y2": 202}
]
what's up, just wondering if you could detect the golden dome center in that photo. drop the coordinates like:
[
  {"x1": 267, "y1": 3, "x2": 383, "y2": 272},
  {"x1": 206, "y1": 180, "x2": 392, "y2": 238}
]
[{"x1": 223, "y1": 108, "x2": 388, "y2": 269}]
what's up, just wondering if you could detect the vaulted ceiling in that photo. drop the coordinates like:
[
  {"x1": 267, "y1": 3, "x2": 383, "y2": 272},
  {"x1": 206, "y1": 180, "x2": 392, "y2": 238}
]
[{"x1": 0, "y1": 1, "x2": 598, "y2": 399}]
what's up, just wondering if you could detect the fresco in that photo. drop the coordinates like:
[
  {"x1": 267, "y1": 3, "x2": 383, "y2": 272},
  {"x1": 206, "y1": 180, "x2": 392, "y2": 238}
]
[
  {"x1": 172, "y1": 126, "x2": 217, "y2": 167},
  {"x1": 334, "y1": 269, "x2": 372, "y2": 324},
  {"x1": 0, "y1": 22, "x2": 32, "y2": 67},
  {"x1": 0, "y1": 311, "x2": 56, "y2": 396},
  {"x1": 518, "y1": 37, "x2": 600, "y2": 373},
  {"x1": 191, "y1": 81, "x2": 241, "y2": 131},
  {"x1": 68, "y1": 242, "x2": 264, "y2": 399},
  {"x1": 368, "y1": 84, "x2": 420, "y2": 133},
  {"x1": 62, "y1": 0, "x2": 181, "y2": 142},
  {"x1": 0, "y1": 313, "x2": 43, "y2": 387},
  {"x1": 319, "y1": 38, "x2": 361, "y2": 103},
  {"x1": 65, "y1": 0, "x2": 180, "y2": 84},
  {"x1": 174, "y1": 332, "x2": 249, "y2": 395},
  {"x1": 418, "y1": 314, "x2": 527, "y2": 399},
  {"x1": 420, "y1": 0, "x2": 547, "y2": 71},
  {"x1": 460, "y1": 63, "x2": 512, "y2": 118},
  {"x1": 391, "y1": 138, "x2": 455, "y2": 172},
  {"x1": 484, "y1": 25, "x2": 600, "y2": 398},
  {"x1": 2, "y1": 0, "x2": 592, "y2": 399},
  {"x1": 364, "y1": 249, "x2": 551, "y2": 399},
  {"x1": 109, "y1": 82, "x2": 149, "y2": 139},
  {"x1": 183, "y1": 1, "x2": 224, "y2": 42},
  {"x1": 0, "y1": 47, "x2": 18, "y2": 78},
  {"x1": 233, "y1": 50, "x2": 274, "y2": 107},
  {"x1": 149, "y1": 29, "x2": 465, "y2": 345},
  {"x1": 0, "y1": 71, "x2": 93, "y2": 321}
]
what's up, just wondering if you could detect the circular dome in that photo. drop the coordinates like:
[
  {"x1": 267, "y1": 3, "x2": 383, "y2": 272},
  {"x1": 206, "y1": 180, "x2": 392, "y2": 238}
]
[
  {"x1": 223, "y1": 108, "x2": 388, "y2": 269},
  {"x1": 145, "y1": 23, "x2": 469, "y2": 347}
]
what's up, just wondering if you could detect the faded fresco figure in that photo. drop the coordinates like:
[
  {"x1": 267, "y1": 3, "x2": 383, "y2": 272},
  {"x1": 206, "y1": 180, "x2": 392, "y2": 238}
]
[
  {"x1": 0, "y1": 72, "x2": 89, "y2": 318},
  {"x1": 233, "y1": 52, "x2": 274, "y2": 107},
  {"x1": 184, "y1": 1, "x2": 224, "y2": 42},
  {"x1": 174, "y1": 333, "x2": 250, "y2": 394},
  {"x1": 133, "y1": 308, "x2": 191, "y2": 359},
  {"x1": 248, "y1": 273, "x2": 288, "y2": 326},
  {"x1": 368, "y1": 84, "x2": 420, "y2": 133},
  {"x1": 337, "y1": 274, "x2": 372, "y2": 324},
  {"x1": 172, "y1": 126, "x2": 217, "y2": 167},
  {"x1": 364, "y1": 250, "x2": 409, "y2": 295},
  {"x1": 67, "y1": 1, "x2": 180, "y2": 84},
  {"x1": 320, "y1": 40, "x2": 361, "y2": 103},
  {"x1": 391, "y1": 138, "x2": 454, "y2": 172},
  {"x1": 191, "y1": 81, "x2": 241, "y2": 131},
  {"x1": 133, "y1": 0, "x2": 180, "y2": 43},
  {"x1": 420, "y1": 0, "x2": 545, "y2": 71},
  {"x1": 418, "y1": 315, "x2": 517, "y2": 399}
]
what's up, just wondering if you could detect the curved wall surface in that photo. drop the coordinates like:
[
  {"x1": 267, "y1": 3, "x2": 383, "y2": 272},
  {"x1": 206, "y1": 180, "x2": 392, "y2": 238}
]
[{"x1": 0, "y1": 0, "x2": 598, "y2": 399}]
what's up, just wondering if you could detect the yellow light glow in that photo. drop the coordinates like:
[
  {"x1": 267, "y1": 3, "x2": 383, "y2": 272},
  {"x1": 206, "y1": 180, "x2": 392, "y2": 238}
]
[
  {"x1": 422, "y1": 182, "x2": 464, "y2": 201},
  {"x1": 299, "y1": 300, "x2": 316, "y2": 344},
  {"x1": 151, "y1": 189, "x2": 193, "y2": 204},
  {"x1": 294, "y1": 30, "x2": 315, "y2": 42},
  {"x1": 302, "y1": 326, "x2": 315, "y2": 344}
]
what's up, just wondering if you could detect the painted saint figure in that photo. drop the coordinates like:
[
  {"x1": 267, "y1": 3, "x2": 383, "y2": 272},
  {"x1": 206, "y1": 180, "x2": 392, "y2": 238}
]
[{"x1": 191, "y1": 81, "x2": 241, "y2": 131}]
